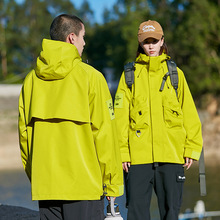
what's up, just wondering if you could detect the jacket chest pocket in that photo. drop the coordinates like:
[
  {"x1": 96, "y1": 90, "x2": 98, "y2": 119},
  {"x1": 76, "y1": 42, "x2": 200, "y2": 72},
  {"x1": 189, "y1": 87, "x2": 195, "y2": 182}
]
[
  {"x1": 130, "y1": 100, "x2": 150, "y2": 130},
  {"x1": 163, "y1": 101, "x2": 183, "y2": 128}
]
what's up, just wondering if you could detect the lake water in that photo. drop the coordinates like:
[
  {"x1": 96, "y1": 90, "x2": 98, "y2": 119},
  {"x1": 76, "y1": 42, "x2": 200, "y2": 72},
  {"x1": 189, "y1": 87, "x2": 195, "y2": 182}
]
[{"x1": 0, "y1": 164, "x2": 219, "y2": 219}]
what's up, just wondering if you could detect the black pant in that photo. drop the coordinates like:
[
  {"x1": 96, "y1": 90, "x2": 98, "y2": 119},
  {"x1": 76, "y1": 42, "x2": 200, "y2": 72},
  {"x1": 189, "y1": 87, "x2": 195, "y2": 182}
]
[
  {"x1": 39, "y1": 199, "x2": 105, "y2": 220},
  {"x1": 127, "y1": 163, "x2": 185, "y2": 220}
]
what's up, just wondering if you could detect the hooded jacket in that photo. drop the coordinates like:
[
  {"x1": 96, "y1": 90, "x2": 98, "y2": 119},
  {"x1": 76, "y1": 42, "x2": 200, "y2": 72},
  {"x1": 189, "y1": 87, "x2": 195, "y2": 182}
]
[
  {"x1": 114, "y1": 53, "x2": 203, "y2": 164},
  {"x1": 19, "y1": 39, "x2": 124, "y2": 200}
]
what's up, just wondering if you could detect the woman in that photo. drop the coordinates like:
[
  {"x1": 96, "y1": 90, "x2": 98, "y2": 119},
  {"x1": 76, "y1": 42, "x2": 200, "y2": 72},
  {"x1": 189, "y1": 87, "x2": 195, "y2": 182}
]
[{"x1": 114, "y1": 20, "x2": 203, "y2": 220}]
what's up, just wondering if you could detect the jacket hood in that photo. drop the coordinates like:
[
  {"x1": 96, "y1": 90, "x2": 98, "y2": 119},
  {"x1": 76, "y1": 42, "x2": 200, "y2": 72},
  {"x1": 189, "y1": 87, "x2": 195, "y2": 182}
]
[{"x1": 35, "y1": 39, "x2": 81, "y2": 80}]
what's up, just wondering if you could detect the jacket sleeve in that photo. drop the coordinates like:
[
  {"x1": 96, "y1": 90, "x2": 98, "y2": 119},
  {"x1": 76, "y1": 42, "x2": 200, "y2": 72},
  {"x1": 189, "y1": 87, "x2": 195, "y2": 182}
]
[
  {"x1": 114, "y1": 71, "x2": 132, "y2": 162},
  {"x1": 89, "y1": 71, "x2": 124, "y2": 197},
  {"x1": 178, "y1": 69, "x2": 203, "y2": 160},
  {"x1": 18, "y1": 86, "x2": 31, "y2": 181}
]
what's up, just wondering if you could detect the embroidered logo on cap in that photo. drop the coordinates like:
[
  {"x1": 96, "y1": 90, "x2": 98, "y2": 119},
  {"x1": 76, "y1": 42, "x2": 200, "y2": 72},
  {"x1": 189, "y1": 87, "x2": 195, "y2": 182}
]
[{"x1": 142, "y1": 25, "x2": 156, "y2": 32}]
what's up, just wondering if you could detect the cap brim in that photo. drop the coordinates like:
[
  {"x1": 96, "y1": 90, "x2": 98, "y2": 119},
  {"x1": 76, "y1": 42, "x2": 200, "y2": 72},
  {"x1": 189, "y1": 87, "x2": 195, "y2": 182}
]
[{"x1": 138, "y1": 33, "x2": 163, "y2": 43}]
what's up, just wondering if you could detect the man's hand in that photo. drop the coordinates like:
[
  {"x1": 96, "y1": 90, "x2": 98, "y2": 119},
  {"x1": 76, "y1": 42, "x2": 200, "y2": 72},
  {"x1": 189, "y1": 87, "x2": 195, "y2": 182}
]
[
  {"x1": 183, "y1": 157, "x2": 193, "y2": 170},
  {"x1": 122, "y1": 162, "x2": 131, "y2": 173},
  {"x1": 106, "y1": 196, "x2": 115, "y2": 201}
]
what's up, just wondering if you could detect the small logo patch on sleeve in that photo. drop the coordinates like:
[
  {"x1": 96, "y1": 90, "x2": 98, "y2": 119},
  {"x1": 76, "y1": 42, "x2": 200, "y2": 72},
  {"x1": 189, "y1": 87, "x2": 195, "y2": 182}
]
[
  {"x1": 114, "y1": 93, "x2": 123, "y2": 108},
  {"x1": 106, "y1": 99, "x2": 115, "y2": 120}
]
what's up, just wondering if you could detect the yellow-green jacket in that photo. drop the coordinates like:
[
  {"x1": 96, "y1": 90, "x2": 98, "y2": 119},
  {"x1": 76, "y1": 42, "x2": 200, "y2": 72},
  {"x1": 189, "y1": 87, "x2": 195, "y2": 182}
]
[
  {"x1": 114, "y1": 53, "x2": 203, "y2": 164},
  {"x1": 19, "y1": 39, "x2": 124, "y2": 201}
]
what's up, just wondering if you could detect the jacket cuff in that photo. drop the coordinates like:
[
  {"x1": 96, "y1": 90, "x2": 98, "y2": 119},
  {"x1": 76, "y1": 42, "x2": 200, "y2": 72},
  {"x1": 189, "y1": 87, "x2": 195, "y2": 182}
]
[
  {"x1": 105, "y1": 184, "x2": 124, "y2": 197},
  {"x1": 184, "y1": 148, "x2": 201, "y2": 161},
  {"x1": 121, "y1": 152, "x2": 131, "y2": 163}
]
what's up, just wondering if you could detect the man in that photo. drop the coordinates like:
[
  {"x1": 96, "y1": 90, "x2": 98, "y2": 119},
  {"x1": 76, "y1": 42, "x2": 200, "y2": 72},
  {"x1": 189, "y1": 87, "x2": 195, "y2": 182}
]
[{"x1": 18, "y1": 14, "x2": 124, "y2": 220}]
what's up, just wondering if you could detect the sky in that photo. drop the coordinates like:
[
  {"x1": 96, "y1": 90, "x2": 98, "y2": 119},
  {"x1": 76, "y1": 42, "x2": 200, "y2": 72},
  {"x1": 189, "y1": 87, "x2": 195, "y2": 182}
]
[
  {"x1": 72, "y1": 0, "x2": 117, "y2": 23},
  {"x1": 15, "y1": 0, "x2": 118, "y2": 24}
]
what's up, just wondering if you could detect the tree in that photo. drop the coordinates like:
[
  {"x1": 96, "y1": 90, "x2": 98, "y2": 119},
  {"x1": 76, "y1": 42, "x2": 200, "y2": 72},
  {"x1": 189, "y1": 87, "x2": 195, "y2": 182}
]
[
  {"x1": 84, "y1": 0, "x2": 151, "y2": 79},
  {"x1": 173, "y1": 0, "x2": 220, "y2": 96},
  {"x1": 0, "y1": 0, "x2": 78, "y2": 81},
  {"x1": 78, "y1": 0, "x2": 95, "y2": 25},
  {"x1": 0, "y1": 0, "x2": 18, "y2": 79},
  {"x1": 0, "y1": 17, "x2": 8, "y2": 79},
  {"x1": 1, "y1": 0, "x2": 220, "y2": 100}
]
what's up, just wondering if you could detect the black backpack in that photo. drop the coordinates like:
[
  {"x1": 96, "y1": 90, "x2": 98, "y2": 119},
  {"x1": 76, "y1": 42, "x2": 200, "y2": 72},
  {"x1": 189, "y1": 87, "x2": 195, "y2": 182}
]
[
  {"x1": 124, "y1": 60, "x2": 178, "y2": 98},
  {"x1": 123, "y1": 60, "x2": 206, "y2": 196}
]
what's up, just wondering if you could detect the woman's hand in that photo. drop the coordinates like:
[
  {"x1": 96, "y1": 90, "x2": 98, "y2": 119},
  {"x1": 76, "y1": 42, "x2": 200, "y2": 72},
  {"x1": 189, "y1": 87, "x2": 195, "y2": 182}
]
[
  {"x1": 183, "y1": 157, "x2": 193, "y2": 170},
  {"x1": 123, "y1": 162, "x2": 131, "y2": 173}
]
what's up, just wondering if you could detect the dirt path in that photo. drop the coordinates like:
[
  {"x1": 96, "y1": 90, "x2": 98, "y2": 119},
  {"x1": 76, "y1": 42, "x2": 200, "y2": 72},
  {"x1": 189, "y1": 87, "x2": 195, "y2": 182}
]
[{"x1": 0, "y1": 95, "x2": 23, "y2": 170}]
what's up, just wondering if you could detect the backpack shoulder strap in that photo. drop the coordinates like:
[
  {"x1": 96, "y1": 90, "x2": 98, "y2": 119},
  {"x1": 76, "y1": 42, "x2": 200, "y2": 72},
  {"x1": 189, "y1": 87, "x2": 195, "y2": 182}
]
[
  {"x1": 167, "y1": 59, "x2": 178, "y2": 99},
  {"x1": 160, "y1": 59, "x2": 179, "y2": 100},
  {"x1": 124, "y1": 62, "x2": 135, "y2": 90}
]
